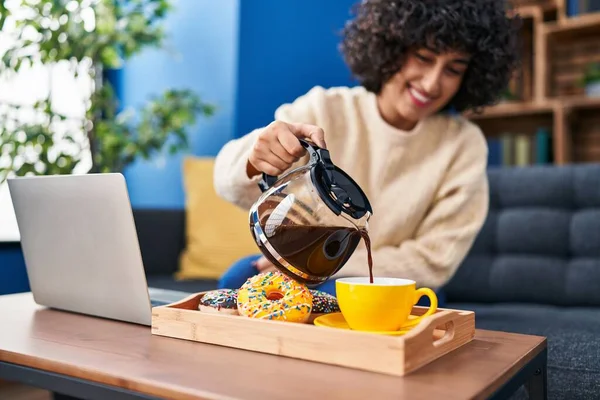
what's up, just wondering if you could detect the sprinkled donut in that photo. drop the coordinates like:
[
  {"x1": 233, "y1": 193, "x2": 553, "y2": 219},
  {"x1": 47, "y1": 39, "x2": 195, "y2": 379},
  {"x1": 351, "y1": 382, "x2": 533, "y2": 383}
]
[
  {"x1": 237, "y1": 271, "x2": 313, "y2": 322},
  {"x1": 308, "y1": 289, "x2": 340, "y2": 323},
  {"x1": 198, "y1": 289, "x2": 239, "y2": 315}
]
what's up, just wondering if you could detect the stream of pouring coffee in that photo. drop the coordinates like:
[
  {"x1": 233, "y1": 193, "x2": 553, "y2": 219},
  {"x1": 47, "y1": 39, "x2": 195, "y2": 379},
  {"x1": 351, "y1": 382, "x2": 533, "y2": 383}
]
[{"x1": 359, "y1": 229, "x2": 374, "y2": 284}]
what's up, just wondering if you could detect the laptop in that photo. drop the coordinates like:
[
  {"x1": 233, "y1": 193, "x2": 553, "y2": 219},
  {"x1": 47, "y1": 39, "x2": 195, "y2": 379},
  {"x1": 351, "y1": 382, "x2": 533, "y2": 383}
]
[{"x1": 7, "y1": 173, "x2": 191, "y2": 326}]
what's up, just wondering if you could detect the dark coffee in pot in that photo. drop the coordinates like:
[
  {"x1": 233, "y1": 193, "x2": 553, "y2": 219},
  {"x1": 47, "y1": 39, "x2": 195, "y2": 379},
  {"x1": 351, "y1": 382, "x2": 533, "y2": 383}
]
[
  {"x1": 258, "y1": 224, "x2": 362, "y2": 285},
  {"x1": 251, "y1": 193, "x2": 374, "y2": 285}
]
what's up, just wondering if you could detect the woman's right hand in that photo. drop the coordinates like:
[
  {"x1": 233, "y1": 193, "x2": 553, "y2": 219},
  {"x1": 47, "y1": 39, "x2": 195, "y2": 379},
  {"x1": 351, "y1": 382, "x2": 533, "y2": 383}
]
[{"x1": 246, "y1": 120, "x2": 327, "y2": 178}]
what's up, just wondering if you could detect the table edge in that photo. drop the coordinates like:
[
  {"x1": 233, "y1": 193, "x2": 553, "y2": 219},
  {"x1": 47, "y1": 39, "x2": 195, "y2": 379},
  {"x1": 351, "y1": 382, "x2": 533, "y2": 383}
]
[
  {"x1": 476, "y1": 334, "x2": 547, "y2": 400},
  {"x1": 0, "y1": 350, "x2": 221, "y2": 400},
  {"x1": 0, "y1": 296, "x2": 550, "y2": 400},
  {"x1": 1, "y1": 334, "x2": 549, "y2": 400}
]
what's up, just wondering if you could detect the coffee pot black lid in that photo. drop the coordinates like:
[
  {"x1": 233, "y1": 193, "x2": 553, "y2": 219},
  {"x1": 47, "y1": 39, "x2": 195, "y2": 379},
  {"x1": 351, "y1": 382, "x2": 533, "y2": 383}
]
[{"x1": 259, "y1": 139, "x2": 373, "y2": 220}]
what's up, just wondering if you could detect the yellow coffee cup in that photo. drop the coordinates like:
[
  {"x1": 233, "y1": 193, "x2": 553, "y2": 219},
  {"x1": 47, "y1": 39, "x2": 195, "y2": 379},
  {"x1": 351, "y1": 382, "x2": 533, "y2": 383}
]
[{"x1": 335, "y1": 277, "x2": 438, "y2": 332}]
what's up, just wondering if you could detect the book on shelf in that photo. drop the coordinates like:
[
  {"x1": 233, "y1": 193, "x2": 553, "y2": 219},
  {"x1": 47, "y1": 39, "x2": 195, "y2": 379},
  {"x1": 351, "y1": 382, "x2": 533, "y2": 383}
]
[
  {"x1": 573, "y1": 0, "x2": 600, "y2": 14},
  {"x1": 486, "y1": 128, "x2": 552, "y2": 167}
]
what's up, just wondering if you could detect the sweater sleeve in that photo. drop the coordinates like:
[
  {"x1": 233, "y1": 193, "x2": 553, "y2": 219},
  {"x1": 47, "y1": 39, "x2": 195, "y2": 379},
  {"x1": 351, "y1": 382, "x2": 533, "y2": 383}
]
[
  {"x1": 213, "y1": 87, "x2": 322, "y2": 210},
  {"x1": 332, "y1": 123, "x2": 490, "y2": 289}
]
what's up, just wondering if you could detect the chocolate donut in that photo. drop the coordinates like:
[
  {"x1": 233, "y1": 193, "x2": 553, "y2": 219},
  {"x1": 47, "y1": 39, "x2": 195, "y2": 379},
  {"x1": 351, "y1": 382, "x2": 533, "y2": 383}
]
[
  {"x1": 198, "y1": 289, "x2": 239, "y2": 315},
  {"x1": 308, "y1": 289, "x2": 339, "y2": 323}
]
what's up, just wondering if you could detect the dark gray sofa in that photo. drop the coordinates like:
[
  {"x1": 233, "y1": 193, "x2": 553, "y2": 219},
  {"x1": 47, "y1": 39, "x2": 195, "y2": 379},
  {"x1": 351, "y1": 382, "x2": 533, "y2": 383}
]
[
  {"x1": 444, "y1": 164, "x2": 600, "y2": 400},
  {"x1": 136, "y1": 163, "x2": 600, "y2": 400}
]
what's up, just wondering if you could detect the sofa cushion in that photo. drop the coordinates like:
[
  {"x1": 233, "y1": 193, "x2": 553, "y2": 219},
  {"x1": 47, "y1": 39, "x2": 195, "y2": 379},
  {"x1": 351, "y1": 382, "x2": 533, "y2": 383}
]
[
  {"x1": 0, "y1": 242, "x2": 30, "y2": 295},
  {"x1": 177, "y1": 157, "x2": 260, "y2": 280},
  {"x1": 133, "y1": 209, "x2": 186, "y2": 276},
  {"x1": 448, "y1": 302, "x2": 600, "y2": 400},
  {"x1": 445, "y1": 164, "x2": 600, "y2": 306}
]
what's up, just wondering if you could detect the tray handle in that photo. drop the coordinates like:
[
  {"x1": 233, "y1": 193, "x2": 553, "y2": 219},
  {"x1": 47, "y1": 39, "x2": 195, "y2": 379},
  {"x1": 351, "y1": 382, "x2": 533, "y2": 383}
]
[
  {"x1": 400, "y1": 309, "x2": 475, "y2": 375},
  {"x1": 403, "y1": 310, "x2": 461, "y2": 350}
]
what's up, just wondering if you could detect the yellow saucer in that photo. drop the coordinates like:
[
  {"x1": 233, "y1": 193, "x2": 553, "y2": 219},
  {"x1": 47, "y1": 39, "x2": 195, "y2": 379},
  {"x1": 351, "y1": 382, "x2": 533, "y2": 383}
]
[{"x1": 313, "y1": 312, "x2": 415, "y2": 336}]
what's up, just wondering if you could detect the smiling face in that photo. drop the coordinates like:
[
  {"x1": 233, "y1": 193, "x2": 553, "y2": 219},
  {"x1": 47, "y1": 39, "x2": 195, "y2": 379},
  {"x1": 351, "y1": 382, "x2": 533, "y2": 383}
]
[{"x1": 377, "y1": 47, "x2": 471, "y2": 130}]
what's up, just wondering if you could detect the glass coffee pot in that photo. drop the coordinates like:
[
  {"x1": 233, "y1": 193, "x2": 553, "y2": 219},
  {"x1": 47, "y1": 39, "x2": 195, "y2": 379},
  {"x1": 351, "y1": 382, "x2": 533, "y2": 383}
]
[{"x1": 249, "y1": 139, "x2": 373, "y2": 285}]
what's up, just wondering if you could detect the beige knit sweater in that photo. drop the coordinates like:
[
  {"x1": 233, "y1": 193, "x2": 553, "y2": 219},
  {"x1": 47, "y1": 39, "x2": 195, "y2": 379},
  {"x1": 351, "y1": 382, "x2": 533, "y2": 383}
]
[{"x1": 214, "y1": 86, "x2": 489, "y2": 289}]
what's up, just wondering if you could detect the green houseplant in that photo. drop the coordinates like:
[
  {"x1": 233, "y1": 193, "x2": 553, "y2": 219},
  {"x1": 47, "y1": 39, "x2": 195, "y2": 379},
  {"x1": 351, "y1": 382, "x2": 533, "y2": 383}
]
[
  {"x1": 0, "y1": 0, "x2": 215, "y2": 182},
  {"x1": 581, "y1": 62, "x2": 600, "y2": 98}
]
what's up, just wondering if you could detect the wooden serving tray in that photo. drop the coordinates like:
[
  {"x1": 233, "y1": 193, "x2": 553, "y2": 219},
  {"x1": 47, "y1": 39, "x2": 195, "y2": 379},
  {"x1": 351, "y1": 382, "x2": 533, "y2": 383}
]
[{"x1": 151, "y1": 291, "x2": 475, "y2": 377}]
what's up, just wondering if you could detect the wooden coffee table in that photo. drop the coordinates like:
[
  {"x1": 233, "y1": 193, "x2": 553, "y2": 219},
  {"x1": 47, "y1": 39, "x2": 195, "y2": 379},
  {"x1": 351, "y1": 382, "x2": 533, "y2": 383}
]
[{"x1": 0, "y1": 292, "x2": 547, "y2": 400}]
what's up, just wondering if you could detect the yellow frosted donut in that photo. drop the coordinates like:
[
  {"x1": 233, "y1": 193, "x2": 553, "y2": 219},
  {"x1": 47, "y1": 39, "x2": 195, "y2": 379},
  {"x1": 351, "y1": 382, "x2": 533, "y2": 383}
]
[{"x1": 237, "y1": 271, "x2": 313, "y2": 322}]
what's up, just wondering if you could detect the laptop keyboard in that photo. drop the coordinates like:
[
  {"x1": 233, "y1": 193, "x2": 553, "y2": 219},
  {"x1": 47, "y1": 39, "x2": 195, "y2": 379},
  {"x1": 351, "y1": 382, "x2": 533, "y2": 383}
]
[
  {"x1": 150, "y1": 299, "x2": 169, "y2": 307},
  {"x1": 148, "y1": 287, "x2": 192, "y2": 308}
]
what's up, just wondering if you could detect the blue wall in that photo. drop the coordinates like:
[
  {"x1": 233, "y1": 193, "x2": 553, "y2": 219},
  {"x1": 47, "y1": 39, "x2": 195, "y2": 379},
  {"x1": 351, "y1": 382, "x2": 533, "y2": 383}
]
[
  {"x1": 121, "y1": 0, "x2": 360, "y2": 207},
  {"x1": 122, "y1": 0, "x2": 240, "y2": 208},
  {"x1": 234, "y1": 0, "x2": 358, "y2": 138}
]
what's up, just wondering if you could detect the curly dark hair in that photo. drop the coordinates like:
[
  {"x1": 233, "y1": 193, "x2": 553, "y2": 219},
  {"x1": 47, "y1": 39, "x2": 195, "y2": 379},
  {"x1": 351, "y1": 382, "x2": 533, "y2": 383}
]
[{"x1": 339, "y1": 0, "x2": 522, "y2": 113}]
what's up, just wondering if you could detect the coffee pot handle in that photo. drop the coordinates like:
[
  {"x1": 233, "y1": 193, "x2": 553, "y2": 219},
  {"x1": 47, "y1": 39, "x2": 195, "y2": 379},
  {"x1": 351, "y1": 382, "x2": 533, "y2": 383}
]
[{"x1": 258, "y1": 139, "x2": 326, "y2": 192}]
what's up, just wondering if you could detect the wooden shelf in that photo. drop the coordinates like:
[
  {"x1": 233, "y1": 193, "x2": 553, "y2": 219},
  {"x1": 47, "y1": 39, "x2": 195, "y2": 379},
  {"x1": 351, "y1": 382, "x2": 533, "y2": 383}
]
[
  {"x1": 512, "y1": 1, "x2": 558, "y2": 19},
  {"x1": 562, "y1": 95, "x2": 600, "y2": 110},
  {"x1": 469, "y1": 4, "x2": 600, "y2": 166},
  {"x1": 544, "y1": 12, "x2": 600, "y2": 39},
  {"x1": 543, "y1": 12, "x2": 600, "y2": 98},
  {"x1": 468, "y1": 101, "x2": 555, "y2": 120},
  {"x1": 566, "y1": 98, "x2": 600, "y2": 164},
  {"x1": 513, "y1": 5, "x2": 549, "y2": 19},
  {"x1": 469, "y1": 96, "x2": 600, "y2": 120}
]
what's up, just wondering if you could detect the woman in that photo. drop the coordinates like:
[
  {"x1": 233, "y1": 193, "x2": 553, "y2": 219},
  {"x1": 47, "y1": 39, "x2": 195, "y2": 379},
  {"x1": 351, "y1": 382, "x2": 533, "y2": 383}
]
[{"x1": 213, "y1": 0, "x2": 521, "y2": 299}]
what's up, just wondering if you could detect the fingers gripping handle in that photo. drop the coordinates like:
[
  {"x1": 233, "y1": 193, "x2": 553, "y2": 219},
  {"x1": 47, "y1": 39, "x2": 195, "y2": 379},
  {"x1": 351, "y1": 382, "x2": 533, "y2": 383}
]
[{"x1": 258, "y1": 139, "x2": 324, "y2": 192}]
